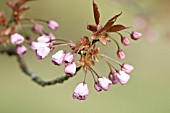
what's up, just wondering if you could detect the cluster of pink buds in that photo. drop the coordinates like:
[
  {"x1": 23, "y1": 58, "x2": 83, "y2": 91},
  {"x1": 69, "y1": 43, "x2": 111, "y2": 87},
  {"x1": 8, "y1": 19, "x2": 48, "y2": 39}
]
[
  {"x1": 10, "y1": 33, "x2": 27, "y2": 58},
  {"x1": 0, "y1": 0, "x2": 142, "y2": 101},
  {"x1": 52, "y1": 51, "x2": 76, "y2": 76},
  {"x1": 0, "y1": 0, "x2": 60, "y2": 59}
]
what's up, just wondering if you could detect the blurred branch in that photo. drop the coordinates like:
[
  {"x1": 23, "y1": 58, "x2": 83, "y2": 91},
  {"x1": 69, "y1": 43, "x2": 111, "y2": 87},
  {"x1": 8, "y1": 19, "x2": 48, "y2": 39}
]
[
  {"x1": 0, "y1": 45, "x2": 17, "y2": 56},
  {"x1": 0, "y1": 45, "x2": 79, "y2": 87}
]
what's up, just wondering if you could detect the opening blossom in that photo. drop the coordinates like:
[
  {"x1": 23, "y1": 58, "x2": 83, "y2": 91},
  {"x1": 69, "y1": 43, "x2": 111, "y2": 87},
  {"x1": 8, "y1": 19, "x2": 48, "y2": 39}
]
[
  {"x1": 98, "y1": 77, "x2": 112, "y2": 91},
  {"x1": 48, "y1": 20, "x2": 59, "y2": 30},
  {"x1": 121, "y1": 64, "x2": 134, "y2": 74},
  {"x1": 35, "y1": 46, "x2": 51, "y2": 59},
  {"x1": 73, "y1": 83, "x2": 89, "y2": 101},
  {"x1": 10, "y1": 33, "x2": 24, "y2": 45},
  {"x1": 52, "y1": 50, "x2": 65, "y2": 65},
  {"x1": 109, "y1": 72, "x2": 119, "y2": 84},
  {"x1": 30, "y1": 41, "x2": 50, "y2": 51},
  {"x1": 37, "y1": 35, "x2": 50, "y2": 43},
  {"x1": 32, "y1": 24, "x2": 44, "y2": 34},
  {"x1": 94, "y1": 82, "x2": 102, "y2": 92},
  {"x1": 16, "y1": 45, "x2": 27, "y2": 58},
  {"x1": 64, "y1": 62, "x2": 76, "y2": 76},
  {"x1": 63, "y1": 52, "x2": 74, "y2": 65},
  {"x1": 116, "y1": 71, "x2": 130, "y2": 85}
]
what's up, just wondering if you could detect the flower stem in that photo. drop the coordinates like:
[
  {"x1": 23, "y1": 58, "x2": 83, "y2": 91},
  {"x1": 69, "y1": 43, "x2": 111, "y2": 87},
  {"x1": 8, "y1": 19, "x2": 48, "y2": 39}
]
[
  {"x1": 99, "y1": 54, "x2": 122, "y2": 65},
  {"x1": 109, "y1": 36, "x2": 120, "y2": 49}
]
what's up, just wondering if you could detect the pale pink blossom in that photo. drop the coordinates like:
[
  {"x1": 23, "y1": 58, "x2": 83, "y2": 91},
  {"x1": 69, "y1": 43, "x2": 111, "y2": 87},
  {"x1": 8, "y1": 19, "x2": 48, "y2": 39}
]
[
  {"x1": 52, "y1": 50, "x2": 65, "y2": 65},
  {"x1": 117, "y1": 49, "x2": 126, "y2": 60},
  {"x1": 16, "y1": 45, "x2": 27, "y2": 58},
  {"x1": 48, "y1": 20, "x2": 59, "y2": 30},
  {"x1": 10, "y1": 33, "x2": 24, "y2": 45},
  {"x1": 32, "y1": 24, "x2": 43, "y2": 34},
  {"x1": 30, "y1": 41, "x2": 49, "y2": 51},
  {"x1": 64, "y1": 62, "x2": 76, "y2": 76},
  {"x1": 131, "y1": 31, "x2": 142, "y2": 40},
  {"x1": 48, "y1": 33, "x2": 56, "y2": 42},
  {"x1": 98, "y1": 77, "x2": 112, "y2": 91},
  {"x1": 73, "y1": 83, "x2": 89, "y2": 101},
  {"x1": 109, "y1": 72, "x2": 119, "y2": 84},
  {"x1": 37, "y1": 35, "x2": 50, "y2": 43},
  {"x1": 63, "y1": 52, "x2": 74, "y2": 65},
  {"x1": 116, "y1": 71, "x2": 130, "y2": 85},
  {"x1": 35, "y1": 46, "x2": 51, "y2": 59},
  {"x1": 122, "y1": 64, "x2": 134, "y2": 73},
  {"x1": 94, "y1": 82, "x2": 102, "y2": 92},
  {"x1": 121, "y1": 36, "x2": 130, "y2": 46}
]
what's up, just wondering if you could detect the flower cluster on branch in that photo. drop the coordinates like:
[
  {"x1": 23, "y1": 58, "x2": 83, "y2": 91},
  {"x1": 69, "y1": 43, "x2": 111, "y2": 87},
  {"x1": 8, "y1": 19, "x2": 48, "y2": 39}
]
[{"x1": 0, "y1": 0, "x2": 142, "y2": 101}]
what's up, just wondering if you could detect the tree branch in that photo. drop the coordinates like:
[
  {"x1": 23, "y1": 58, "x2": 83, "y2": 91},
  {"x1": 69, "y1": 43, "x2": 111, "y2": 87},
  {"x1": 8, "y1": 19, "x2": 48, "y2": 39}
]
[{"x1": 0, "y1": 45, "x2": 80, "y2": 87}]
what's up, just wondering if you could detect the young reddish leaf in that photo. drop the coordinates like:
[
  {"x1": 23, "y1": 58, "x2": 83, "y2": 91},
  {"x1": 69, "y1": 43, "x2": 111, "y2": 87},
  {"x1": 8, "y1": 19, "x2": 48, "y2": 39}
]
[
  {"x1": 106, "y1": 24, "x2": 126, "y2": 32},
  {"x1": 99, "y1": 12, "x2": 122, "y2": 32},
  {"x1": 87, "y1": 25, "x2": 97, "y2": 32},
  {"x1": 98, "y1": 37, "x2": 107, "y2": 45},
  {"x1": 82, "y1": 36, "x2": 91, "y2": 46},
  {"x1": 19, "y1": 5, "x2": 30, "y2": 11},
  {"x1": 108, "y1": 12, "x2": 122, "y2": 22},
  {"x1": 6, "y1": 2, "x2": 14, "y2": 8},
  {"x1": 94, "y1": 56, "x2": 99, "y2": 62},
  {"x1": 93, "y1": 0, "x2": 100, "y2": 25},
  {"x1": 0, "y1": 11, "x2": 5, "y2": 24}
]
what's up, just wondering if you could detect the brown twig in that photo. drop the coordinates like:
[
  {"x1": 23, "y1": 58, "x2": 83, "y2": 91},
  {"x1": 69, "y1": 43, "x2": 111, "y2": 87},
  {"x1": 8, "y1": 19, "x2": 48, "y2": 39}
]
[{"x1": 0, "y1": 45, "x2": 80, "y2": 87}]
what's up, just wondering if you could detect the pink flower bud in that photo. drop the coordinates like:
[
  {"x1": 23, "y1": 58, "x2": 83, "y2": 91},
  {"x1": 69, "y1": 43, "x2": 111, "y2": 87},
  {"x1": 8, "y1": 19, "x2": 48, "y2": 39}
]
[
  {"x1": 52, "y1": 50, "x2": 65, "y2": 65},
  {"x1": 109, "y1": 72, "x2": 119, "y2": 84},
  {"x1": 64, "y1": 62, "x2": 76, "y2": 76},
  {"x1": 48, "y1": 20, "x2": 59, "y2": 30},
  {"x1": 37, "y1": 35, "x2": 50, "y2": 43},
  {"x1": 16, "y1": 45, "x2": 27, "y2": 58},
  {"x1": 121, "y1": 36, "x2": 130, "y2": 46},
  {"x1": 73, "y1": 83, "x2": 89, "y2": 101},
  {"x1": 63, "y1": 52, "x2": 74, "y2": 65},
  {"x1": 98, "y1": 77, "x2": 112, "y2": 91},
  {"x1": 10, "y1": 33, "x2": 24, "y2": 45},
  {"x1": 121, "y1": 64, "x2": 134, "y2": 73},
  {"x1": 32, "y1": 24, "x2": 43, "y2": 34},
  {"x1": 35, "y1": 47, "x2": 51, "y2": 59},
  {"x1": 94, "y1": 82, "x2": 102, "y2": 92},
  {"x1": 117, "y1": 49, "x2": 126, "y2": 60},
  {"x1": 131, "y1": 31, "x2": 142, "y2": 40},
  {"x1": 117, "y1": 71, "x2": 130, "y2": 85}
]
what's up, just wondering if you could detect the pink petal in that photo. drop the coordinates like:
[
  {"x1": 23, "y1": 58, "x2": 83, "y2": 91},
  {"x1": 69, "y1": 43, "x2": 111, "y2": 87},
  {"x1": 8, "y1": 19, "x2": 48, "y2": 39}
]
[
  {"x1": 35, "y1": 47, "x2": 50, "y2": 59},
  {"x1": 73, "y1": 83, "x2": 89, "y2": 101},
  {"x1": 10, "y1": 33, "x2": 24, "y2": 45},
  {"x1": 52, "y1": 50, "x2": 65, "y2": 65},
  {"x1": 16, "y1": 45, "x2": 27, "y2": 58},
  {"x1": 64, "y1": 62, "x2": 76, "y2": 76},
  {"x1": 48, "y1": 20, "x2": 59, "y2": 30},
  {"x1": 98, "y1": 77, "x2": 112, "y2": 91}
]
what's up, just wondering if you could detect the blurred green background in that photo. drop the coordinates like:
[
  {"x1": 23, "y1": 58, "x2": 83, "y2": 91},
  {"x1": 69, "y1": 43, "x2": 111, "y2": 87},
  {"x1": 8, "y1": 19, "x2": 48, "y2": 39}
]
[{"x1": 0, "y1": 0, "x2": 170, "y2": 113}]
